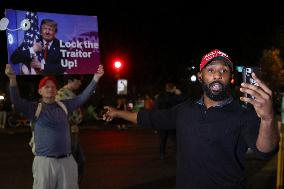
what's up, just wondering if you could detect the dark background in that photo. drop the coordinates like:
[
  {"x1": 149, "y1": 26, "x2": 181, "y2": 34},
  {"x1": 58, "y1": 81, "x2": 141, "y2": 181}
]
[{"x1": 1, "y1": 1, "x2": 284, "y2": 101}]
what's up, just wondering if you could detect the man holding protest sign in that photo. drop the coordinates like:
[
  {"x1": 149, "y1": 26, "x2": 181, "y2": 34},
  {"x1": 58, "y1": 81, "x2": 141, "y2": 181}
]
[{"x1": 5, "y1": 63, "x2": 104, "y2": 189}]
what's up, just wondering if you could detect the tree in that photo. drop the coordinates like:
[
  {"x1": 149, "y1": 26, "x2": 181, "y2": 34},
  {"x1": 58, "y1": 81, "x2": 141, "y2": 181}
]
[{"x1": 259, "y1": 47, "x2": 284, "y2": 113}]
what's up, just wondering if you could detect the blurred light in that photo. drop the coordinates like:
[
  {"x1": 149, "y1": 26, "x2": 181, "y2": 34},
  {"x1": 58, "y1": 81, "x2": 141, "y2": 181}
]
[
  {"x1": 236, "y1": 66, "x2": 244, "y2": 73},
  {"x1": 117, "y1": 79, "x2": 127, "y2": 95},
  {"x1": 190, "y1": 75, "x2": 197, "y2": 82},
  {"x1": 0, "y1": 17, "x2": 9, "y2": 31},
  {"x1": 8, "y1": 33, "x2": 13, "y2": 44},
  {"x1": 20, "y1": 19, "x2": 31, "y2": 31},
  {"x1": 0, "y1": 95, "x2": 4, "y2": 100},
  {"x1": 127, "y1": 103, "x2": 133, "y2": 110},
  {"x1": 114, "y1": 61, "x2": 122, "y2": 69},
  {"x1": 0, "y1": 17, "x2": 31, "y2": 31}
]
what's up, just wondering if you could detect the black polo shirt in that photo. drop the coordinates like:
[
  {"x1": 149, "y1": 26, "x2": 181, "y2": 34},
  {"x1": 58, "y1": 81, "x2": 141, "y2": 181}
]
[{"x1": 137, "y1": 98, "x2": 278, "y2": 189}]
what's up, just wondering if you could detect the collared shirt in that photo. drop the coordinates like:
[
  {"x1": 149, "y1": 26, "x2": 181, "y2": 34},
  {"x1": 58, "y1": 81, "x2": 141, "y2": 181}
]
[
  {"x1": 196, "y1": 96, "x2": 233, "y2": 108},
  {"x1": 137, "y1": 98, "x2": 277, "y2": 189},
  {"x1": 43, "y1": 40, "x2": 53, "y2": 50}
]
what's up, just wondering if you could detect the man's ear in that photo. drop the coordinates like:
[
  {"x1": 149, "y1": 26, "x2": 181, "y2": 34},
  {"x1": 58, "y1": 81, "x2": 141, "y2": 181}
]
[
  {"x1": 197, "y1": 72, "x2": 202, "y2": 82},
  {"x1": 230, "y1": 74, "x2": 234, "y2": 84},
  {"x1": 38, "y1": 89, "x2": 42, "y2": 95}
]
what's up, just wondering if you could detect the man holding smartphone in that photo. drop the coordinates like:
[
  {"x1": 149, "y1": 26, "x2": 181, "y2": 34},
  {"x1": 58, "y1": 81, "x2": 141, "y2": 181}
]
[
  {"x1": 242, "y1": 67, "x2": 261, "y2": 100},
  {"x1": 103, "y1": 49, "x2": 279, "y2": 189}
]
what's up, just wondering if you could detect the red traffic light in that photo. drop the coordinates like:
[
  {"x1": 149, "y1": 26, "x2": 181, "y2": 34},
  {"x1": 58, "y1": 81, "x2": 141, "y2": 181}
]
[
  {"x1": 114, "y1": 60, "x2": 122, "y2": 69},
  {"x1": 113, "y1": 58, "x2": 123, "y2": 71}
]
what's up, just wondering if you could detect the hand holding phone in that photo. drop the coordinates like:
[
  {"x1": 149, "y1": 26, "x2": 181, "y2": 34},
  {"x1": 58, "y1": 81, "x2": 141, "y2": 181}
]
[{"x1": 242, "y1": 67, "x2": 261, "y2": 99}]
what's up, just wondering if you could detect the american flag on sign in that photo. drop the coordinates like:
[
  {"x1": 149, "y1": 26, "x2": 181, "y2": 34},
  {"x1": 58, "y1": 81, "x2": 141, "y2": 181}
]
[{"x1": 22, "y1": 11, "x2": 43, "y2": 61}]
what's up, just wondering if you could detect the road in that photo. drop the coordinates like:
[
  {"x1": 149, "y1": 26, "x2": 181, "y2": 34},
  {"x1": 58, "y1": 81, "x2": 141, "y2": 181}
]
[{"x1": 0, "y1": 125, "x2": 278, "y2": 189}]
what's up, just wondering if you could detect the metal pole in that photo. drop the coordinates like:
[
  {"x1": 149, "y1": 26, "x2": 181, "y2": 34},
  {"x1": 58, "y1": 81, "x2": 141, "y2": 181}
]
[
  {"x1": 277, "y1": 121, "x2": 283, "y2": 189},
  {"x1": 277, "y1": 93, "x2": 284, "y2": 188}
]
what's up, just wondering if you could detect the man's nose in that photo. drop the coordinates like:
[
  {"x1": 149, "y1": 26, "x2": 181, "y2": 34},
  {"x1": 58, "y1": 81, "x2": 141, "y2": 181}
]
[{"x1": 213, "y1": 71, "x2": 222, "y2": 80}]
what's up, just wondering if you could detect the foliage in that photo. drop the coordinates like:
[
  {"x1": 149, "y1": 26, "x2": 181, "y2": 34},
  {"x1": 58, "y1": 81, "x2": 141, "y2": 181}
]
[{"x1": 259, "y1": 47, "x2": 284, "y2": 112}]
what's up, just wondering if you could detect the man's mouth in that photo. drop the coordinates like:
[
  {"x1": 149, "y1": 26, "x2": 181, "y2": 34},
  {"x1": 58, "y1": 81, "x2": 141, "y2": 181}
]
[{"x1": 210, "y1": 82, "x2": 223, "y2": 92}]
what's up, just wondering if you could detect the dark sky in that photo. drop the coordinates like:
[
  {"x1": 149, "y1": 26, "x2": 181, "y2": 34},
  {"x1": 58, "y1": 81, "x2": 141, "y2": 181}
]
[{"x1": 1, "y1": 1, "x2": 284, "y2": 92}]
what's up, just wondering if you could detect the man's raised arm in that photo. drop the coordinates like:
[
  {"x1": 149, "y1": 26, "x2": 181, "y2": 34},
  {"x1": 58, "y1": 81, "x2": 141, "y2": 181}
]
[
  {"x1": 5, "y1": 64, "x2": 17, "y2": 87},
  {"x1": 240, "y1": 73, "x2": 280, "y2": 153}
]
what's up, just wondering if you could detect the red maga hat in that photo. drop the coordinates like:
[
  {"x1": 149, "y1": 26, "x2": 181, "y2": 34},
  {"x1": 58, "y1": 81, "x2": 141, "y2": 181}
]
[
  {"x1": 38, "y1": 76, "x2": 57, "y2": 89},
  {"x1": 200, "y1": 49, "x2": 233, "y2": 71}
]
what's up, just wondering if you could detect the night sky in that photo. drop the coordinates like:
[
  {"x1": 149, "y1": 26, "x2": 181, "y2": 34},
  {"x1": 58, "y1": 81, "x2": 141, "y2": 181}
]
[{"x1": 1, "y1": 1, "x2": 284, "y2": 96}]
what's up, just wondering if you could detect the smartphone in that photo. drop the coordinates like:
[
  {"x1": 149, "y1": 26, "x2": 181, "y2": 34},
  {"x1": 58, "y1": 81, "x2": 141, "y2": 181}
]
[{"x1": 242, "y1": 67, "x2": 261, "y2": 99}]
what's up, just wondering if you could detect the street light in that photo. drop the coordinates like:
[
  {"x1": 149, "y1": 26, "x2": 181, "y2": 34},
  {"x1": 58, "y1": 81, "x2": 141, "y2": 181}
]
[{"x1": 190, "y1": 75, "x2": 197, "y2": 82}]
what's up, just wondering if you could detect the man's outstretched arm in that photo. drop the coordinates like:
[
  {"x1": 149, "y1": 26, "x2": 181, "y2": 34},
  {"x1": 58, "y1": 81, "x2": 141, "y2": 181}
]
[
  {"x1": 5, "y1": 64, "x2": 35, "y2": 119},
  {"x1": 103, "y1": 106, "x2": 138, "y2": 124}
]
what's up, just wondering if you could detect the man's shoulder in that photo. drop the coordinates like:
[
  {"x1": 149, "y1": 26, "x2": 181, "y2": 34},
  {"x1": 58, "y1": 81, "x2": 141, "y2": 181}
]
[
  {"x1": 52, "y1": 38, "x2": 61, "y2": 46},
  {"x1": 56, "y1": 87, "x2": 75, "y2": 100}
]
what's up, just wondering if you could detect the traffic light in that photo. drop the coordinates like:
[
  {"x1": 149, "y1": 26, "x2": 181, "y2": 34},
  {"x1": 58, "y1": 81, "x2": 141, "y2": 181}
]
[
  {"x1": 113, "y1": 58, "x2": 123, "y2": 72},
  {"x1": 114, "y1": 60, "x2": 122, "y2": 70},
  {"x1": 112, "y1": 58, "x2": 124, "y2": 79}
]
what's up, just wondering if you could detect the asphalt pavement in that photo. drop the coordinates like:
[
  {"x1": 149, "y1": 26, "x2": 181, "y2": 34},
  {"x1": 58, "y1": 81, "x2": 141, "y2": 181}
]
[{"x1": 0, "y1": 124, "x2": 279, "y2": 189}]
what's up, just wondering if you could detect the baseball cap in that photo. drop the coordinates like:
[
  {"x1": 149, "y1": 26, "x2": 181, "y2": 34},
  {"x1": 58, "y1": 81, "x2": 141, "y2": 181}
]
[
  {"x1": 200, "y1": 49, "x2": 233, "y2": 71},
  {"x1": 38, "y1": 76, "x2": 57, "y2": 89}
]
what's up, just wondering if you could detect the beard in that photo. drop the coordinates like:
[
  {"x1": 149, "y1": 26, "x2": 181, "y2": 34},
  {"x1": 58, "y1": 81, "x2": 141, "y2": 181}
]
[{"x1": 201, "y1": 80, "x2": 231, "y2": 101}]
